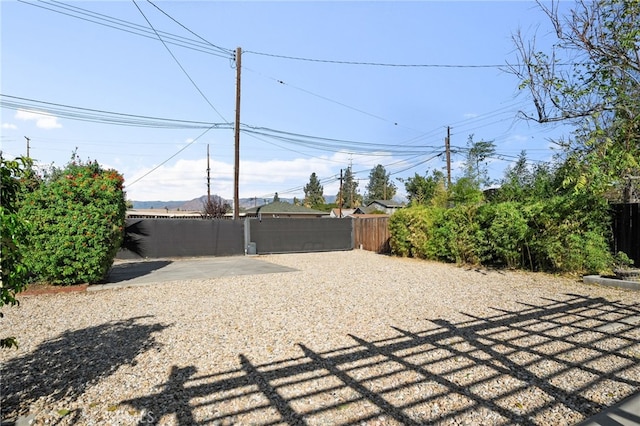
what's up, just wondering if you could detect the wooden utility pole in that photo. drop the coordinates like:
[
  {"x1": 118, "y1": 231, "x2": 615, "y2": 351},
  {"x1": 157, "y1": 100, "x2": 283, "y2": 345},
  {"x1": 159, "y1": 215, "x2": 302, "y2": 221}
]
[
  {"x1": 24, "y1": 136, "x2": 30, "y2": 158},
  {"x1": 233, "y1": 47, "x2": 242, "y2": 220},
  {"x1": 207, "y1": 144, "x2": 211, "y2": 206},
  {"x1": 338, "y1": 169, "x2": 343, "y2": 218},
  {"x1": 445, "y1": 126, "x2": 451, "y2": 189}
]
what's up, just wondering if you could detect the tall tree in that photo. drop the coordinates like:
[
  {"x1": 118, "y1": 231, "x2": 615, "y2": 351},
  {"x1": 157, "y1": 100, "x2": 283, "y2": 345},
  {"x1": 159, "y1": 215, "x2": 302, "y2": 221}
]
[
  {"x1": 462, "y1": 135, "x2": 496, "y2": 188},
  {"x1": 401, "y1": 170, "x2": 446, "y2": 206},
  {"x1": 303, "y1": 172, "x2": 325, "y2": 208},
  {"x1": 509, "y1": 0, "x2": 640, "y2": 195},
  {"x1": 364, "y1": 164, "x2": 397, "y2": 203},
  {"x1": 337, "y1": 166, "x2": 362, "y2": 208}
]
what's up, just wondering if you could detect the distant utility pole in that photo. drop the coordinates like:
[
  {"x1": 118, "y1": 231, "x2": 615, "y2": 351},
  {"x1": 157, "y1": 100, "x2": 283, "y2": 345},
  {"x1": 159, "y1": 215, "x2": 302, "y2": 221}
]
[
  {"x1": 338, "y1": 169, "x2": 343, "y2": 218},
  {"x1": 24, "y1": 136, "x2": 30, "y2": 158},
  {"x1": 207, "y1": 144, "x2": 211, "y2": 207},
  {"x1": 233, "y1": 47, "x2": 242, "y2": 220},
  {"x1": 445, "y1": 126, "x2": 451, "y2": 189}
]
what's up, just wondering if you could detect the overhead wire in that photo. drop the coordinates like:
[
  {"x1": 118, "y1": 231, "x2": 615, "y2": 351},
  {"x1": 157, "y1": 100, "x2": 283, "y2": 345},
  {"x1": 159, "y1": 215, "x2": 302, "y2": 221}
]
[
  {"x1": 16, "y1": 0, "x2": 563, "y2": 195},
  {"x1": 244, "y1": 50, "x2": 508, "y2": 68},
  {"x1": 126, "y1": 126, "x2": 217, "y2": 188},
  {"x1": 18, "y1": 0, "x2": 234, "y2": 59},
  {"x1": 131, "y1": 0, "x2": 230, "y2": 124},
  {"x1": 144, "y1": 0, "x2": 233, "y2": 57},
  {"x1": 0, "y1": 94, "x2": 230, "y2": 129}
]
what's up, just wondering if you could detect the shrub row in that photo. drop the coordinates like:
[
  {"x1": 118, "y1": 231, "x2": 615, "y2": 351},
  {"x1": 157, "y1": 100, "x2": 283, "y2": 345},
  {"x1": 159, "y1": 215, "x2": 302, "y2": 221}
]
[{"x1": 389, "y1": 195, "x2": 612, "y2": 275}]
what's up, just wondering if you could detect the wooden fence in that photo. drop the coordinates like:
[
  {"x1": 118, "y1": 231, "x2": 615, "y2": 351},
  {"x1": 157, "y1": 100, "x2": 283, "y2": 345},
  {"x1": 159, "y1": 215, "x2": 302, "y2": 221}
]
[{"x1": 353, "y1": 216, "x2": 391, "y2": 254}]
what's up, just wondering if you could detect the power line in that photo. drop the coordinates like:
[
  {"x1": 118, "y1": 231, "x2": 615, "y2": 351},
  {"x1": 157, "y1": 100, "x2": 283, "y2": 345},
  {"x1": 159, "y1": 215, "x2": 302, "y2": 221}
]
[
  {"x1": 144, "y1": 0, "x2": 233, "y2": 56},
  {"x1": 244, "y1": 50, "x2": 508, "y2": 68},
  {"x1": 126, "y1": 125, "x2": 216, "y2": 187},
  {"x1": 18, "y1": 0, "x2": 234, "y2": 59},
  {"x1": 0, "y1": 94, "x2": 230, "y2": 129},
  {"x1": 131, "y1": 0, "x2": 230, "y2": 123}
]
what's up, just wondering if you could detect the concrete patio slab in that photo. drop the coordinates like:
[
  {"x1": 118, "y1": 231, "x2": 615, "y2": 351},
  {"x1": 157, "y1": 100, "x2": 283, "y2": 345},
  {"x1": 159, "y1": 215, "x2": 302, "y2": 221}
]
[{"x1": 89, "y1": 256, "x2": 297, "y2": 291}]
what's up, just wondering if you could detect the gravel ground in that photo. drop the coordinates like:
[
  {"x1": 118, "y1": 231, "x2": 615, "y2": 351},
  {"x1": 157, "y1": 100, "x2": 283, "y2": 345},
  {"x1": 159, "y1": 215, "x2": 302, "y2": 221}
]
[{"x1": 1, "y1": 250, "x2": 639, "y2": 425}]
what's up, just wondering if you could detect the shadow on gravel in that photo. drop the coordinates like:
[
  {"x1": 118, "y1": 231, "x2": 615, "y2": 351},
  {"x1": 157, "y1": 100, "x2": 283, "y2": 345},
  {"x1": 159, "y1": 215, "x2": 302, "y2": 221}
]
[
  {"x1": 122, "y1": 294, "x2": 640, "y2": 425},
  {"x1": 1, "y1": 316, "x2": 168, "y2": 420}
]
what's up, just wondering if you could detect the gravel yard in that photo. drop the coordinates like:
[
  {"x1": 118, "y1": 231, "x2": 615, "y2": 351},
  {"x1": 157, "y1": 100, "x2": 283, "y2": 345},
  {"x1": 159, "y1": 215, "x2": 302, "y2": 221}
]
[{"x1": 1, "y1": 250, "x2": 639, "y2": 425}]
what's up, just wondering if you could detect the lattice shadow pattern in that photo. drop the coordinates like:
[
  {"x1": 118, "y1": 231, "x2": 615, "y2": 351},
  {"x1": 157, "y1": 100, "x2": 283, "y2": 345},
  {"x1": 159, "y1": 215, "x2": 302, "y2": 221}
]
[{"x1": 123, "y1": 294, "x2": 640, "y2": 425}]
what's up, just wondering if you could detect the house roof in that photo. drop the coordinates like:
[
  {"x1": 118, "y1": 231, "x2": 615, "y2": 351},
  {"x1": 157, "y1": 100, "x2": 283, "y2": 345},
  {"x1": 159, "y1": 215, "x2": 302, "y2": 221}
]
[
  {"x1": 245, "y1": 201, "x2": 329, "y2": 215},
  {"x1": 367, "y1": 200, "x2": 405, "y2": 208}
]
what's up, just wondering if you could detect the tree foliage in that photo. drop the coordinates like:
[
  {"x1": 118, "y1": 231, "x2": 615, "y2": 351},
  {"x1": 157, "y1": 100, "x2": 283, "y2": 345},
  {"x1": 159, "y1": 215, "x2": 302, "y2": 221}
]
[
  {"x1": 364, "y1": 164, "x2": 397, "y2": 203},
  {"x1": 401, "y1": 170, "x2": 448, "y2": 207},
  {"x1": 510, "y1": 0, "x2": 640, "y2": 195},
  {"x1": 0, "y1": 155, "x2": 33, "y2": 348},
  {"x1": 18, "y1": 156, "x2": 126, "y2": 285},
  {"x1": 337, "y1": 166, "x2": 362, "y2": 208},
  {"x1": 303, "y1": 172, "x2": 325, "y2": 208},
  {"x1": 462, "y1": 135, "x2": 496, "y2": 188}
]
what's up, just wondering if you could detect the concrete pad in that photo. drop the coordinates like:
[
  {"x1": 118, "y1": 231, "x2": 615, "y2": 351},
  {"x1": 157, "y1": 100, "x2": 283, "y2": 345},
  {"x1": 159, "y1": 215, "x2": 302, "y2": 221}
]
[
  {"x1": 89, "y1": 256, "x2": 297, "y2": 291},
  {"x1": 583, "y1": 275, "x2": 640, "y2": 291},
  {"x1": 577, "y1": 392, "x2": 640, "y2": 426}
]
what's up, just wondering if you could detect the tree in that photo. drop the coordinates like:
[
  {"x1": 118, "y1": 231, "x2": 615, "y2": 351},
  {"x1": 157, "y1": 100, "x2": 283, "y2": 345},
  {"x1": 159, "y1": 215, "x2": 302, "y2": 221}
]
[
  {"x1": 1, "y1": 155, "x2": 32, "y2": 348},
  {"x1": 364, "y1": 164, "x2": 397, "y2": 203},
  {"x1": 401, "y1": 170, "x2": 446, "y2": 206},
  {"x1": 19, "y1": 155, "x2": 126, "y2": 285},
  {"x1": 202, "y1": 195, "x2": 230, "y2": 218},
  {"x1": 303, "y1": 172, "x2": 325, "y2": 208},
  {"x1": 509, "y1": 0, "x2": 640, "y2": 195},
  {"x1": 337, "y1": 166, "x2": 362, "y2": 208},
  {"x1": 462, "y1": 135, "x2": 496, "y2": 188},
  {"x1": 497, "y1": 151, "x2": 557, "y2": 202}
]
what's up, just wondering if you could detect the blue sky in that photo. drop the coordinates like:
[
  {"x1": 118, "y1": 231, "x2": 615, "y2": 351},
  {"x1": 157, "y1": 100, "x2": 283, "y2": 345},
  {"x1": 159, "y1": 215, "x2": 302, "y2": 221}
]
[{"x1": 1, "y1": 1, "x2": 574, "y2": 202}]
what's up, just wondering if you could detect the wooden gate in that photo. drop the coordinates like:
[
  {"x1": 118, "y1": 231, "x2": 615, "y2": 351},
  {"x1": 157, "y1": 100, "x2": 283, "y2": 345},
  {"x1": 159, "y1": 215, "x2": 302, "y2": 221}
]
[{"x1": 353, "y1": 216, "x2": 390, "y2": 254}]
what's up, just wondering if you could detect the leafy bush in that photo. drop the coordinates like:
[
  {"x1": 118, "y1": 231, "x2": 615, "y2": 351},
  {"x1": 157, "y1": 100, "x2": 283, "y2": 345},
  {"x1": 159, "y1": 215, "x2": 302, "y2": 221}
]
[
  {"x1": 1, "y1": 156, "x2": 32, "y2": 348},
  {"x1": 526, "y1": 195, "x2": 612, "y2": 274},
  {"x1": 477, "y1": 202, "x2": 530, "y2": 268},
  {"x1": 388, "y1": 195, "x2": 613, "y2": 275},
  {"x1": 19, "y1": 157, "x2": 126, "y2": 285}
]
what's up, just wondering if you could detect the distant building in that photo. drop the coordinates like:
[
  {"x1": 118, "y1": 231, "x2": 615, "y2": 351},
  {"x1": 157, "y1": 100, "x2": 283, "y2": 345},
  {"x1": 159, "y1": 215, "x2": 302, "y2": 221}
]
[
  {"x1": 244, "y1": 201, "x2": 329, "y2": 219},
  {"x1": 364, "y1": 200, "x2": 405, "y2": 215},
  {"x1": 126, "y1": 209, "x2": 203, "y2": 219},
  {"x1": 329, "y1": 207, "x2": 366, "y2": 218}
]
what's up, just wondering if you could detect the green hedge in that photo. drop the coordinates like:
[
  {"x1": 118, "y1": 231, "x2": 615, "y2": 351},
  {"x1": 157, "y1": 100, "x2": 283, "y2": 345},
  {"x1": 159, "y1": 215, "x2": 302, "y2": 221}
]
[
  {"x1": 389, "y1": 195, "x2": 612, "y2": 275},
  {"x1": 19, "y1": 159, "x2": 126, "y2": 285}
]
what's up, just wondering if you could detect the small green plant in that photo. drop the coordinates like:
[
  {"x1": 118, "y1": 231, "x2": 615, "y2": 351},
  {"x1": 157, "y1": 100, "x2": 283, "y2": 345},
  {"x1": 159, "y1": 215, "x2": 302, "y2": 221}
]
[{"x1": 613, "y1": 252, "x2": 634, "y2": 269}]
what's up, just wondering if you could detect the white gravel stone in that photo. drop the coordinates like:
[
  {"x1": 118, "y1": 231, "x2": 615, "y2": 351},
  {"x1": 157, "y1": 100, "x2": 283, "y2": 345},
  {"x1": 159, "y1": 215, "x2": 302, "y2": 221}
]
[{"x1": 1, "y1": 250, "x2": 639, "y2": 425}]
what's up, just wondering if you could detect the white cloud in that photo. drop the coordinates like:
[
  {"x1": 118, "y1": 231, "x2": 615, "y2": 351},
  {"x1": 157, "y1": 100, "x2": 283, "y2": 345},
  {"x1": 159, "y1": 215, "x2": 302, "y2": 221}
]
[
  {"x1": 1, "y1": 123, "x2": 17, "y2": 130},
  {"x1": 124, "y1": 156, "x2": 337, "y2": 202},
  {"x1": 15, "y1": 109, "x2": 62, "y2": 129},
  {"x1": 122, "y1": 150, "x2": 409, "y2": 202},
  {"x1": 463, "y1": 113, "x2": 479, "y2": 119}
]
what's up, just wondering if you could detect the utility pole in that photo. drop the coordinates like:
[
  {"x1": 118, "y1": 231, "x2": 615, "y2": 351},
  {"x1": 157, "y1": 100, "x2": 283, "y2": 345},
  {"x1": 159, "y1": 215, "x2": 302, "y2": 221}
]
[
  {"x1": 445, "y1": 126, "x2": 451, "y2": 189},
  {"x1": 24, "y1": 136, "x2": 30, "y2": 158},
  {"x1": 233, "y1": 47, "x2": 242, "y2": 220},
  {"x1": 338, "y1": 169, "x2": 343, "y2": 218},
  {"x1": 206, "y1": 144, "x2": 211, "y2": 209}
]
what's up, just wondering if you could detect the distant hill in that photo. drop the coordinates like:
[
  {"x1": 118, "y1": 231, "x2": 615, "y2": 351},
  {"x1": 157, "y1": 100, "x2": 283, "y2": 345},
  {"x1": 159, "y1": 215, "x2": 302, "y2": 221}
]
[{"x1": 131, "y1": 194, "x2": 338, "y2": 211}]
